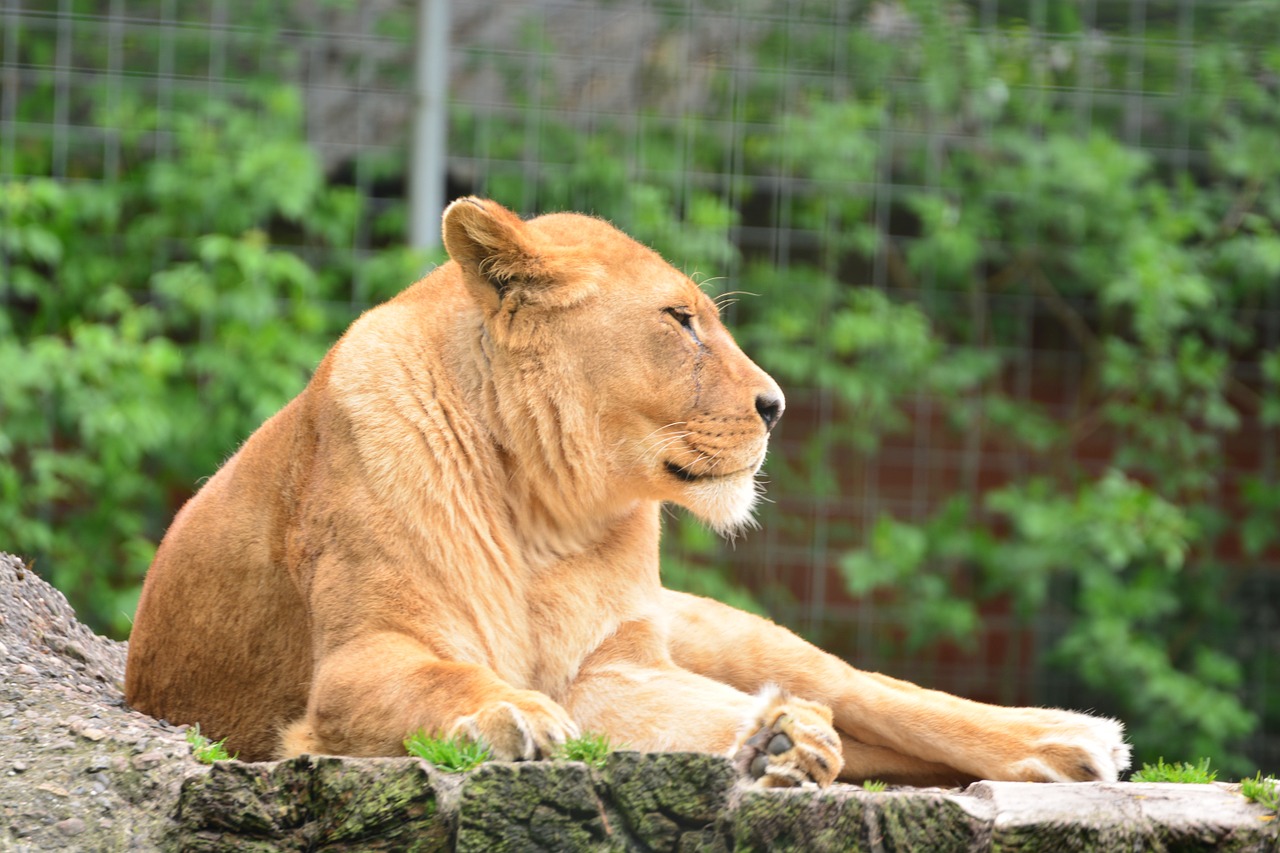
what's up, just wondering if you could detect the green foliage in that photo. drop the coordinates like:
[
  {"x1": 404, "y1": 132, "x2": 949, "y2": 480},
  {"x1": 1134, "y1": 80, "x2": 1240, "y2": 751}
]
[
  {"x1": 1241, "y1": 773, "x2": 1280, "y2": 812},
  {"x1": 186, "y1": 725, "x2": 236, "y2": 764},
  {"x1": 403, "y1": 732, "x2": 492, "y2": 773},
  {"x1": 861, "y1": 780, "x2": 888, "y2": 793},
  {"x1": 839, "y1": 500, "x2": 984, "y2": 650},
  {"x1": 660, "y1": 510, "x2": 765, "y2": 616},
  {"x1": 555, "y1": 732, "x2": 619, "y2": 769},
  {"x1": 0, "y1": 86, "x2": 434, "y2": 636},
  {"x1": 1130, "y1": 757, "x2": 1218, "y2": 784},
  {"x1": 719, "y1": 3, "x2": 1277, "y2": 773}
]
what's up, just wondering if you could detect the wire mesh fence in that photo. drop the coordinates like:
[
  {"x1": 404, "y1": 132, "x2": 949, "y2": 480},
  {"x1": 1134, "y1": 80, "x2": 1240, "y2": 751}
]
[{"x1": 3, "y1": 0, "x2": 1277, "y2": 772}]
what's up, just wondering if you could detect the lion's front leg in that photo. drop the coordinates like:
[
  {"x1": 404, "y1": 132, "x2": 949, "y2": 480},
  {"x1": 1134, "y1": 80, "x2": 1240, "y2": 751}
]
[
  {"x1": 280, "y1": 631, "x2": 579, "y2": 760},
  {"x1": 727, "y1": 684, "x2": 844, "y2": 788},
  {"x1": 663, "y1": 589, "x2": 1131, "y2": 785},
  {"x1": 565, "y1": 622, "x2": 842, "y2": 787}
]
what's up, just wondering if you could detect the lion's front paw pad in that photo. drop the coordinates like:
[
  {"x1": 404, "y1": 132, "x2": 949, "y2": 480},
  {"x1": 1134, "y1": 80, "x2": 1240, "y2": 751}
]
[
  {"x1": 731, "y1": 688, "x2": 842, "y2": 788},
  {"x1": 743, "y1": 728, "x2": 795, "y2": 779}
]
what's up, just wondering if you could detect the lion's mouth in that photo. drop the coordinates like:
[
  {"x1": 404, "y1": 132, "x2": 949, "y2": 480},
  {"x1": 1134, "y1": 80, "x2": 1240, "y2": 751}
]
[
  {"x1": 664, "y1": 460, "x2": 754, "y2": 483},
  {"x1": 664, "y1": 460, "x2": 705, "y2": 482}
]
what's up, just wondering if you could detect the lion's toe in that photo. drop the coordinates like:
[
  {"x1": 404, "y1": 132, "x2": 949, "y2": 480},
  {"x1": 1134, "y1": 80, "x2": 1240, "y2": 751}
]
[
  {"x1": 1007, "y1": 712, "x2": 1131, "y2": 782},
  {"x1": 451, "y1": 694, "x2": 579, "y2": 761}
]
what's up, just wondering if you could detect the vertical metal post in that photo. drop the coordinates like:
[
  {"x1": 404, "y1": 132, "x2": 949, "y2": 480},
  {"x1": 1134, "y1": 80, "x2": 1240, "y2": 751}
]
[{"x1": 409, "y1": 0, "x2": 449, "y2": 250}]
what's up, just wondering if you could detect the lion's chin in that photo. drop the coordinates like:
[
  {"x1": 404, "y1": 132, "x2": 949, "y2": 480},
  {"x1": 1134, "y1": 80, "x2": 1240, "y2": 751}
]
[{"x1": 679, "y1": 473, "x2": 762, "y2": 539}]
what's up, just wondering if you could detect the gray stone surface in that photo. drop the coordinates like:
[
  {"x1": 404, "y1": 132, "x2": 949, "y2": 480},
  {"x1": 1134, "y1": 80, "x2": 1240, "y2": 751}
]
[
  {"x1": 1, "y1": 551, "x2": 1277, "y2": 851},
  {"x1": 972, "y1": 780, "x2": 1280, "y2": 852},
  {"x1": 0, "y1": 553, "x2": 201, "y2": 851},
  {"x1": 283, "y1": 0, "x2": 771, "y2": 173}
]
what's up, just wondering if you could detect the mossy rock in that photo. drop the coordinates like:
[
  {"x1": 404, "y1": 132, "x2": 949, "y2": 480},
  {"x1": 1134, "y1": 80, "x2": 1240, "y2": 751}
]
[
  {"x1": 730, "y1": 787, "x2": 991, "y2": 853},
  {"x1": 454, "y1": 752, "x2": 740, "y2": 852},
  {"x1": 456, "y1": 760, "x2": 619, "y2": 852},
  {"x1": 177, "y1": 755, "x2": 446, "y2": 852},
  {"x1": 603, "y1": 751, "x2": 736, "y2": 850}
]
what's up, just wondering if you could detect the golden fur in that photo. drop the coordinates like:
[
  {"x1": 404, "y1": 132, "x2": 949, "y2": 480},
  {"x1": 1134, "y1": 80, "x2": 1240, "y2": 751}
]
[{"x1": 125, "y1": 198, "x2": 1129, "y2": 785}]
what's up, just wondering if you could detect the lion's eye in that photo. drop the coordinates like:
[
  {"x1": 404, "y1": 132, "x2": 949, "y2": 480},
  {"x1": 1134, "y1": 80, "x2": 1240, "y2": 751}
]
[
  {"x1": 664, "y1": 307, "x2": 695, "y2": 330},
  {"x1": 665, "y1": 307, "x2": 702, "y2": 346}
]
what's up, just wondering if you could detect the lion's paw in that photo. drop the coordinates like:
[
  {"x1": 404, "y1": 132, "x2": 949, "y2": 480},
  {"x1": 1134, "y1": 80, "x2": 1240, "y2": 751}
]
[
  {"x1": 450, "y1": 691, "x2": 580, "y2": 761},
  {"x1": 1003, "y1": 710, "x2": 1131, "y2": 782},
  {"x1": 730, "y1": 686, "x2": 843, "y2": 788}
]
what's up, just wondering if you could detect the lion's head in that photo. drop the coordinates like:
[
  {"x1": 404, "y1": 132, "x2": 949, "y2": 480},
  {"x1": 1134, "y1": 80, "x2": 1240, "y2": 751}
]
[{"x1": 441, "y1": 197, "x2": 783, "y2": 536}]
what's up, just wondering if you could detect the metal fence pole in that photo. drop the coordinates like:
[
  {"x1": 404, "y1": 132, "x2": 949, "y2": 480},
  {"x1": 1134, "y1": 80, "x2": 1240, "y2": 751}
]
[{"x1": 409, "y1": 0, "x2": 449, "y2": 251}]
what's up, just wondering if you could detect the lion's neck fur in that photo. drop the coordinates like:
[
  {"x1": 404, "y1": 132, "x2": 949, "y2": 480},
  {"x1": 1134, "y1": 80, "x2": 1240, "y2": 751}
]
[
  {"x1": 475, "y1": 330, "x2": 629, "y2": 562},
  {"x1": 332, "y1": 285, "x2": 651, "y2": 577},
  {"x1": 315, "y1": 287, "x2": 664, "y2": 693}
]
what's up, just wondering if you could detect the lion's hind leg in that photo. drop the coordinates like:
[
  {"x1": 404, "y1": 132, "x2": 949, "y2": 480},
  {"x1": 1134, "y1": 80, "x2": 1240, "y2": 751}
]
[
  {"x1": 663, "y1": 589, "x2": 1131, "y2": 785},
  {"x1": 839, "y1": 737, "x2": 975, "y2": 787},
  {"x1": 565, "y1": 622, "x2": 844, "y2": 787}
]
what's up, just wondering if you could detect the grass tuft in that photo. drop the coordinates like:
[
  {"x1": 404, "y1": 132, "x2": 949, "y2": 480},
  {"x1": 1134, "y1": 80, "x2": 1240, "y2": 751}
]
[
  {"x1": 555, "y1": 732, "x2": 619, "y2": 768},
  {"x1": 1241, "y1": 772, "x2": 1279, "y2": 812},
  {"x1": 404, "y1": 731, "x2": 492, "y2": 772},
  {"x1": 186, "y1": 724, "x2": 236, "y2": 763},
  {"x1": 1130, "y1": 757, "x2": 1217, "y2": 784},
  {"x1": 861, "y1": 779, "x2": 888, "y2": 792}
]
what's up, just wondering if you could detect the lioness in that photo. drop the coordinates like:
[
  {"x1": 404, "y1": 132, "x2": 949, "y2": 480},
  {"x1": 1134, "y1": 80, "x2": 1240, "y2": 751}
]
[{"x1": 126, "y1": 198, "x2": 1130, "y2": 786}]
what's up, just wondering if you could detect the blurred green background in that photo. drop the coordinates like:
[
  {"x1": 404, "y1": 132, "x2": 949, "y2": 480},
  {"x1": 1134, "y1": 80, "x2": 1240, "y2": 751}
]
[{"x1": 1, "y1": 0, "x2": 1277, "y2": 776}]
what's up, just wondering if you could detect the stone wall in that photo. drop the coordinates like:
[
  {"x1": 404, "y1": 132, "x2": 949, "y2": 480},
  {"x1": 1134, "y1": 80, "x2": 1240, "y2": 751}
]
[{"x1": 1, "y1": 553, "x2": 1276, "y2": 851}]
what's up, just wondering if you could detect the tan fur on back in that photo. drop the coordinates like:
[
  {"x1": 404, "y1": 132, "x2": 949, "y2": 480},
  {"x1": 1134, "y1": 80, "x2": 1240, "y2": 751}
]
[{"x1": 125, "y1": 199, "x2": 1130, "y2": 787}]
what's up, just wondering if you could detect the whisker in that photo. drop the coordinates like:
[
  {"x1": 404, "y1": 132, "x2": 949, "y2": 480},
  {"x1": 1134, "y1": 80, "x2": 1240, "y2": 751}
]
[
  {"x1": 645, "y1": 436, "x2": 694, "y2": 471},
  {"x1": 713, "y1": 289, "x2": 758, "y2": 307},
  {"x1": 651, "y1": 434, "x2": 692, "y2": 455},
  {"x1": 642, "y1": 421, "x2": 689, "y2": 442}
]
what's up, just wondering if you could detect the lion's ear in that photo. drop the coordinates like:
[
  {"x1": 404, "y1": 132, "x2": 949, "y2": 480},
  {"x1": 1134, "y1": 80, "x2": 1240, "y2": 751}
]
[{"x1": 442, "y1": 197, "x2": 552, "y2": 308}]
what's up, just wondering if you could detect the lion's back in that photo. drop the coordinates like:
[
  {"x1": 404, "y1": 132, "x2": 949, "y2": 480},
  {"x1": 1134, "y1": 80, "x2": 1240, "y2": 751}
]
[{"x1": 124, "y1": 396, "x2": 318, "y2": 760}]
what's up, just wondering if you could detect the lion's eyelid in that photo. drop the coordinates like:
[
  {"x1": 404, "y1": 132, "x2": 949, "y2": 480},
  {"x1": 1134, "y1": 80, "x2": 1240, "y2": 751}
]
[{"x1": 663, "y1": 307, "x2": 701, "y2": 344}]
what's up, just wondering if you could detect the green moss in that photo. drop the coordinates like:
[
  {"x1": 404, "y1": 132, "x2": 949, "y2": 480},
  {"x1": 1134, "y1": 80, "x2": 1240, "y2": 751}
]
[
  {"x1": 604, "y1": 752, "x2": 736, "y2": 849},
  {"x1": 308, "y1": 757, "x2": 442, "y2": 848},
  {"x1": 732, "y1": 788, "x2": 986, "y2": 853},
  {"x1": 186, "y1": 724, "x2": 236, "y2": 763},
  {"x1": 1131, "y1": 757, "x2": 1218, "y2": 784},
  {"x1": 456, "y1": 762, "x2": 615, "y2": 853},
  {"x1": 176, "y1": 755, "x2": 445, "y2": 852},
  {"x1": 404, "y1": 731, "x2": 491, "y2": 772},
  {"x1": 1241, "y1": 773, "x2": 1279, "y2": 812},
  {"x1": 556, "y1": 731, "x2": 619, "y2": 769}
]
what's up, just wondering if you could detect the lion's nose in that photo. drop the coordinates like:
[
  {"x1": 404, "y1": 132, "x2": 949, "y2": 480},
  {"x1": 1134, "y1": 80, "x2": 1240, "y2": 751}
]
[{"x1": 755, "y1": 391, "x2": 784, "y2": 432}]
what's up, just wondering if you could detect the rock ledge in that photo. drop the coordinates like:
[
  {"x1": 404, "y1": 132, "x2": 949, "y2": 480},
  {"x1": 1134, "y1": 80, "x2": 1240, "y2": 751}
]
[{"x1": 2, "y1": 553, "x2": 1276, "y2": 851}]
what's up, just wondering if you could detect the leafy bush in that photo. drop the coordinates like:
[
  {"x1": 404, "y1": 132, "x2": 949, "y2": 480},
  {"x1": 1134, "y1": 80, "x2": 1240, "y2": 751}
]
[
  {"x1": 727, "y1": 3, "x2": 1276, "y2": 774},
  {"x1": 0, "y1": 87, "x2": 433, "y2": 636}
]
